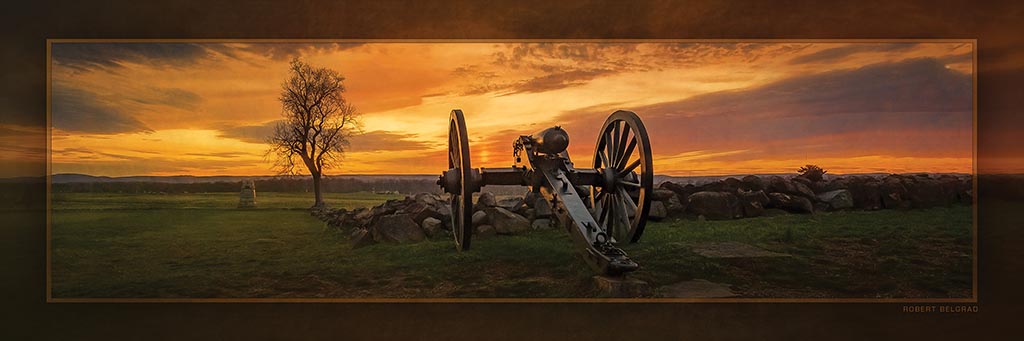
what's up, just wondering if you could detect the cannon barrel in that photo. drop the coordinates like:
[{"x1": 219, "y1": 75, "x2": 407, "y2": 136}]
[{"x1": 532, "y1": 126, "x2": 570, "y2": 155}]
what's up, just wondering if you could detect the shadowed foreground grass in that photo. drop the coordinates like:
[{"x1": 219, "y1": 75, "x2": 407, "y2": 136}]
[{"x1": 51, "y1": 192, "x2": 972, "y2": 298}]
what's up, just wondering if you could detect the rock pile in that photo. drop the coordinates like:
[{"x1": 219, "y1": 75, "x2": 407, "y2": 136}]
[{"x1": 312, "y1": 191, "x2": 560, "y2": 249}]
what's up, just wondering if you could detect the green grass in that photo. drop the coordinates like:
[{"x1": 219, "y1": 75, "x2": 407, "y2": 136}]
[
  {"x1": 50, "y1": 192, "x2": 973, "y2": 299},
  {"x1": 51, "y1": 191, "x2": 402, "y2": 210}
]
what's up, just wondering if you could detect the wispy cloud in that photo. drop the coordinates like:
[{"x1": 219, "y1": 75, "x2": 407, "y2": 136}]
[
  {"x1": 789, "y1": 43, "x2": 918, "y2": 64},
  {"x1": 51, "y1": 43, "x2": 211, "y2": 72},
  {"x1": 51, "y1": 82, "x2": 152, "y2": 134}
]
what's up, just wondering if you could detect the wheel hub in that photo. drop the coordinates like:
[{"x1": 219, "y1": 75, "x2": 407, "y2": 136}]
[{"x1": 600, "y1": 167, "x2": 619, "y2": 193}]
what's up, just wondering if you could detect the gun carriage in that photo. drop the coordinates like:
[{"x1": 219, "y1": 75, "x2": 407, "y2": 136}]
[{"x1": 438, "y1": 109, "x2": 653, "y2": 276}]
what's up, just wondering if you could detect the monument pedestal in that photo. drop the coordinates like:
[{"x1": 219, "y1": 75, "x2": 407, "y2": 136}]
[{"x1": 238, "y1": 180, "x2": 257, "y2": 208}]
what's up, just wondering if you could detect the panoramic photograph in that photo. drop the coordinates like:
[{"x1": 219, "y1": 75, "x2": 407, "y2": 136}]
[{"x1": 47, "y1": 41, "x2": 974, "y2": 299}]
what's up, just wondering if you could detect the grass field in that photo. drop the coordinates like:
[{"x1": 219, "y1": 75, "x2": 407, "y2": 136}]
[{"x1": 50, "y1": 192, "x2": 973, "y2": 299}]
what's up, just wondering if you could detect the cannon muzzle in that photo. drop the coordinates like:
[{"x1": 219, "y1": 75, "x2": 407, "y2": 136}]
[{"x1": 532, "y1": 126, "x2": 570, "y2": 155}]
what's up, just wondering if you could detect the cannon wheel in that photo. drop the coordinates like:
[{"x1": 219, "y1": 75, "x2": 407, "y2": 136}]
[
  {"x1": 448, "y1": 109, "x2": 474, "y2": 251},
  {"x1": 591, "y1": 110, "x2": 654, "y2": 244}
]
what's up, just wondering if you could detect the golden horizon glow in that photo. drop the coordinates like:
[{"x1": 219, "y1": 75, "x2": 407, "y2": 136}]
[{"x1": 39, "y1": 42, "x2": 976, "y2": 177}]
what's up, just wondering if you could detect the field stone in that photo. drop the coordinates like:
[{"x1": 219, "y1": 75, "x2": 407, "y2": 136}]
[
  {"x1": 486, "y1": 207, "x2": 531, "y2": 235},
  {"x1": 477, "y1": 192, "x2": 498, "y2": 209},
  {"x1": 421, "y1": 217, "x2": 443, "y2": 238},
  {"x1": 651, "y1": 189, "x2": 675, "y2": 201},
  {"x1": 792, "y1": 181, "x2": 816, "y2": 199},
  {"x1": 817, "y1": 189, "x2": 854, "y2": 210},
  {"x1": 414, "y1": 192, "x2": 440, "y2": 206},
  {"x1": 532, "y1": 218, "x2": 554, "y2": 230},
  {"x1": 533, "y1": 198, "x2": 553, "y2": 218},
  {"x1": 737, "y1": 189, "x2": 770, "y2": 218},
  {"x1": 399, "y1": 201, "x2": 438, "y2": 225},
  {"x1": 497, "y1": 197, "x2": 525, "y2": 212},
  {"x1": 768, "y1": 192, "x2": 814, "y2": 214},
  {"x1": 664, "y1": 194, "x2": 685, "y2": 214},
  {"x1": 846, "y1": 177, "x2": 882, "y2": 210},
  {"x1": 686, "y1": 191, "x2": 740, "y2": 220},
  {"x1": 475, "y1": 224, "x2": 496, "y2": 239},
  {"x1": 906, "y1": 177, "x2": 951, "y2": 208},
  {"x1": 350, "y1": 229, "x2": 376, "y2": 249},
  {"x1": 471, "y1": 210, "x2": 488, "y2": 227},
  {"x1": 523, "y1": 191, "x2": 540, "y2": 208},
  {"x1": 740, "y1": 175, "x2": 765, "y2": 191},
  {"x1": 354, "y1": 208, "x2": 374, "y2": 222},
  {"x1": 767, "y1": 176, "x2": 814, "y2": 199},
  {"x1": 648, "y1": 201, "x2": 668, "y2": 221},
  {"x1": 371, "y1": 214, "x2": 425, "y2": 244},
  {"x1": 524, "y1": 208, "x2": 536, "y2": 220},
  {"x1": 593, "y1": 276, "x2": 651, "y2": 298},
  {"x1": 435, "y1": 204, "x2": 452, "y2": 218}
]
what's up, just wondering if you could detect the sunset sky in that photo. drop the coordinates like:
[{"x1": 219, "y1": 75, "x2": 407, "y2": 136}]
[{"x1": 44, "y1": 41, "x2": 974, "y2": 177}]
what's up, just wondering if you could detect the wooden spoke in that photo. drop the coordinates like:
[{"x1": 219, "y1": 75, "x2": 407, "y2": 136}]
[
  {"x1": 611, "y1": 121, "x2": 621, "y2": 164},
  {"x1": 600, "y1": 195, "x2": 612, "y2": 230},
  {"x1": 605, "y1": 130, "x2": 616, "y2": 166},
  {"x1": 614, "y1": 122, "x2": 630, "y2": 165},
  {"x1": 620, "y1": 180, "x2": 641, "y2": 188},
  {"x1": 618, "y1": 187, "x2": 637, "y2": 211},
  {"x1": 598, "y1": 146, "x2": 611, "y2": 169},
  {"x1": 621, "y1": 158, "x2": 642, "y2": 174},
  {"x1": 615, "y1": 137, "x2": 637, "y2": 171}
]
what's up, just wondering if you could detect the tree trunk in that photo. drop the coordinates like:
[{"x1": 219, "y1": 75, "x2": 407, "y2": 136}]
[{"x1": 312, "y1": 172, "x2": 324, "y2": 208}]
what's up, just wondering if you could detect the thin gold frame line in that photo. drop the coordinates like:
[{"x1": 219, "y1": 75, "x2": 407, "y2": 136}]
[
  {"x1": 46, "y1": 38, "x2": 975, "y2": 43},
  {"x1": 45, "y1": 38, "x2": 979, "y2": 304},
  {"x1": 47, "y1": 297, "x2": 981, "y2": 304},
  {"x1": 971, "y1": 39, "x2": 979, "y2": 302},
  {"x1": 46, "y1": 41, "x2": 53, "y2": 303}
]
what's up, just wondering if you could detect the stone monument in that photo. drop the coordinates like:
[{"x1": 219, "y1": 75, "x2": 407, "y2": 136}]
[{"x1": 238, "y1": 180, "x2": 257, "y2": 208}]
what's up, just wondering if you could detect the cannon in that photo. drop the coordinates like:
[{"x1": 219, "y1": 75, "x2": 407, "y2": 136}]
[{"x1": 438, "y1": 109, "x2": 653, "y2": 276}]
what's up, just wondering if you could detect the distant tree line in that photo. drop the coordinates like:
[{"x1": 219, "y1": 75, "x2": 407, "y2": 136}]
[{"x1": 51, "y1": 177, "x2": 443, "y2": 195}]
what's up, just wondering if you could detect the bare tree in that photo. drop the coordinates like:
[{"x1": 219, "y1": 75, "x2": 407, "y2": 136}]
[{"x1": 268, "y1": 58, "x2": 360, "y2": 208}]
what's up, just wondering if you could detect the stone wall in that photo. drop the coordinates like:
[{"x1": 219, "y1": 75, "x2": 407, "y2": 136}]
[
  {"x1": 657, "y1": 173, "x2": 972, "y2": 220},
  {"x1": 312, "y1": 173, "x2": 972, "y2": 248}
]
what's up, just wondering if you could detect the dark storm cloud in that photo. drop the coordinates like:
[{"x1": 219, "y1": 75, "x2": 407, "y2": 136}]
[
  {"x1": 789, "y1": 43, "x2": 919, "y2": 64},
  {"x1": 51, "y1": 83, "x2": 151, "y2": 134},
  {"x1": 51, "y1": 43, "x2": 210, "y2": 72},
  {"x1": 556, "y1": 58, "x2": 972, "y2": 159}
]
